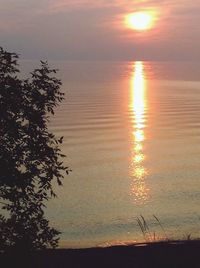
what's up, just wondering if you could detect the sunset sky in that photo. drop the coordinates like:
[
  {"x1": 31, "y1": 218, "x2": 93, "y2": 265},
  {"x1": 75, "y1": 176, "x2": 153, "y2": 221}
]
[{"x1": 1, "y1": 0, "x2": 200, "y2": 60}]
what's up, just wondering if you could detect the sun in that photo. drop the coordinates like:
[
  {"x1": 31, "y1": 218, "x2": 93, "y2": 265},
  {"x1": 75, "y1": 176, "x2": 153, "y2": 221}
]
[{"x1": 125, "y1": 12, "x2": 155, "y2": 31}]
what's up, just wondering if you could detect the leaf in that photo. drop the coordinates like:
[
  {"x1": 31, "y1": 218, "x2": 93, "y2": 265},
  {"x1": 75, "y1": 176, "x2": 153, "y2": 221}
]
[{"x1": 0, "y1": 47, "x2": 69, "y2": 252}]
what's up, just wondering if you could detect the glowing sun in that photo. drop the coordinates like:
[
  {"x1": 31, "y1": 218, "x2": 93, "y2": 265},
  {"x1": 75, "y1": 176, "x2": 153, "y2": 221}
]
[{"x1": 126, "y1": 12, "x2": 155, "y2": 31}]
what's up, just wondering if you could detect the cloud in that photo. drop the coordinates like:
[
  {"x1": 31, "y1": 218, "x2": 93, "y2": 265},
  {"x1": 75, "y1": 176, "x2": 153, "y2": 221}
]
[
  {"x1": 1, "y1": 0, "x2": 200, "y2": 60},
  {"x1": 46, "y1": 0, "x2": 189, "y2": 13}
]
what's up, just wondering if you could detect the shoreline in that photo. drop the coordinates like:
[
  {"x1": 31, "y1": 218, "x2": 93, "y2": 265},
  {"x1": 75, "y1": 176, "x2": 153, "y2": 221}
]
[{"x1": 1, "y1": 240, "x2": 200, "y2": 268}]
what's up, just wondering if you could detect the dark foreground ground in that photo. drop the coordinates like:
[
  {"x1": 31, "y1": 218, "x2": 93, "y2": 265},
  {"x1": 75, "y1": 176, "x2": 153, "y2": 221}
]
[{"x1": 1, "y1": 240, "x2": 200, "y2": 268}]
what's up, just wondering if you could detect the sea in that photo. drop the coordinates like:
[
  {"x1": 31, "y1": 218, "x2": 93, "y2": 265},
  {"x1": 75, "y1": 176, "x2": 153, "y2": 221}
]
[{"x1": 21, "y1": 60, "x2": 200, "y2": 248}]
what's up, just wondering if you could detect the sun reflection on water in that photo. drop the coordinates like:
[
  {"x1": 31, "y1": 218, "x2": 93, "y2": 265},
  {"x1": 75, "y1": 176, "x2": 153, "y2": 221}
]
[{"x1": 130, "y1": 61, "x2": 149, "y2": 204}]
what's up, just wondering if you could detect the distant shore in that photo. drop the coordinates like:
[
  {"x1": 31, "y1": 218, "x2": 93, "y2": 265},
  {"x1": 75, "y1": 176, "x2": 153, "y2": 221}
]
[{"x1": 1, "y1": 240, "x2": 200, "y2": 268}]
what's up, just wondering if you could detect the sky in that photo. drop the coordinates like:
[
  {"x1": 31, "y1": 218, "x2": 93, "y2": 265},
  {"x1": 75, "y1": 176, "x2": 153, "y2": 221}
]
[{"x1": 1, "y1": 0, "x2": 200, "y2": 60}]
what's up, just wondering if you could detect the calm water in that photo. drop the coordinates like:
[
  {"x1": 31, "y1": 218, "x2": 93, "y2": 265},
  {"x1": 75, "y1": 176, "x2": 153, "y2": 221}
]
[{"x1": 23, "y1": 60, "x2": 200, "y2": 248}]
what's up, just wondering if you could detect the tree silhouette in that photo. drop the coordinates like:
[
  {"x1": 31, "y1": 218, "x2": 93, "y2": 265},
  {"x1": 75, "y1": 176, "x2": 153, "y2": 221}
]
[{"x1": 0, "y1": 47, "x2": 69, "y2": 252}]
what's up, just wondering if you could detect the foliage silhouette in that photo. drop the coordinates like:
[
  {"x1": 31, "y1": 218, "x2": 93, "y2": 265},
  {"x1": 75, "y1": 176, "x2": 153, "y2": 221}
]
[{"x1": 0, "y1": 47, "x2": 69, "y2": 252}]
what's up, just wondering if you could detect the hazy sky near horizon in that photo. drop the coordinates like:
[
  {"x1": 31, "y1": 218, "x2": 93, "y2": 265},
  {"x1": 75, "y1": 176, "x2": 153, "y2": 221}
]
[{"x1": 1, "y1": 0, "x2": 200, "y2": 60}]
